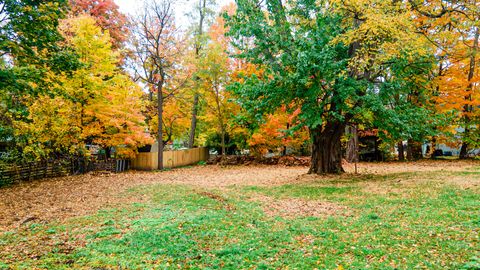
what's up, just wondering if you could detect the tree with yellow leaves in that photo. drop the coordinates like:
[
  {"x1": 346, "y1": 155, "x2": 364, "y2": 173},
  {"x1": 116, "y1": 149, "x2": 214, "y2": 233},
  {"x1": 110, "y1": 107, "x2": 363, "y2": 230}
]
[
  {"x1": 16, "y1": 15, "x2": 151, "y2": 159},
  {"x1": 413, "y1": 1, "x2": 480, "y2": 158}
]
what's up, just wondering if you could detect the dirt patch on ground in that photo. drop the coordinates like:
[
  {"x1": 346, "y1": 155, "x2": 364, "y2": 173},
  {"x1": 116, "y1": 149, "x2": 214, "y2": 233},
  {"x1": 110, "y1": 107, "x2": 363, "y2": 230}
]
[
  {"x1": 0, "y1": 160, "x2": 478, "y2": 231},
  {"x1": 197, "y1": 191, "x2": 236, "y2": 211},
  {"x1": 253, "y1": 195, "x2": 350, "y2": 218}
]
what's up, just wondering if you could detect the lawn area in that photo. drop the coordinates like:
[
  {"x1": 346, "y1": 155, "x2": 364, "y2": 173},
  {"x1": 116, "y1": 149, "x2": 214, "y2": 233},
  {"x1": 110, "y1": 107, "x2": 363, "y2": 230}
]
[{"x1": 0, "y1": 161, "x2": 479, "y2": 269}]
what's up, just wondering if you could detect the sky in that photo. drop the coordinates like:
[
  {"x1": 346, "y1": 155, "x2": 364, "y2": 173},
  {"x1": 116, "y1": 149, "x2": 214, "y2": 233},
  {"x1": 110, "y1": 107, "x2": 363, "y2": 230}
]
[{"x1": 114, "y1": 0, "x2": 232, "y2": 29}]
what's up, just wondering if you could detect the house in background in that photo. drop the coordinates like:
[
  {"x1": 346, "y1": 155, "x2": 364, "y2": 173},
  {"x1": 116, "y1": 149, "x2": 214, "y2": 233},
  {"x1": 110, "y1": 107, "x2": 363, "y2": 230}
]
[{"x1": 422, "y1": 127, "x2": 480, "y2": 158}]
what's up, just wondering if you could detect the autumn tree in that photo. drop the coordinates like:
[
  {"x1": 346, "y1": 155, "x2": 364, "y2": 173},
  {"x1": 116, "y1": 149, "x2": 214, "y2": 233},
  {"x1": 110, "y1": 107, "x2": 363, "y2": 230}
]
[
  {"x1": 412, "y1": 1, "x2": 480, "y2": 158},
  {"x1": 0, "y1": 0, "x2": 79, "y2": 157},
  {"x1": 69, "y1": 0, "x2": 128, "y2": 49},
  {"x1": 186, "y1": 0, "x2": 217, "y2": 148},
  {"x1": 227, "y1": 0, "x2": 433, "y2": 173},
  {"x1": 249, "y1": 105, "x2": 309, "y2": 157},
  {"x1": 196, "y1": 42, "x2": 231, "y2": 155},
  {"x1": 15, "y1": 15, "x2": 151, "y2": 159},
  {"x1": 130, "y1": 0, "x2": 185, "y2": 169}
]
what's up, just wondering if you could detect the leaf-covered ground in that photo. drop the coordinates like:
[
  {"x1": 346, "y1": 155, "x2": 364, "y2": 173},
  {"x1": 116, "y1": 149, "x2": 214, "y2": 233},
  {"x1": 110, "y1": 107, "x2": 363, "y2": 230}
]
[{"x1": 0, "y1": 161, "x2": 479, "y2": 269}]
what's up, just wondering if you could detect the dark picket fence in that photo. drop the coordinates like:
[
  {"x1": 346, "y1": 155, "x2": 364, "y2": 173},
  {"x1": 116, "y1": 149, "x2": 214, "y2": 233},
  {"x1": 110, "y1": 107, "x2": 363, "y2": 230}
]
[{"x1": 0, "y1": 158, "x2": 130, "y2": 186}]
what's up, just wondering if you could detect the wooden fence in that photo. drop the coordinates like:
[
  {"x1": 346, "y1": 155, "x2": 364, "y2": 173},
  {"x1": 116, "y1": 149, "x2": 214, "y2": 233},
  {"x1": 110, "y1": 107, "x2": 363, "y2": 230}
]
[
  {"x1": 0, "y1": 158, "x2": 130, "y2": 186},
  {"x1": 131, "y1": 148, "x2": 209, "y2": 170}
]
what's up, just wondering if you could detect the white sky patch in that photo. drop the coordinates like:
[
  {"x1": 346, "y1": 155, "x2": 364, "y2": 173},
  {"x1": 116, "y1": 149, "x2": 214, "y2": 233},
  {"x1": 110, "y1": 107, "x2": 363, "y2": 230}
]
[{"x1": 114, "y1": 0, "x2": 232, "y2": 29}]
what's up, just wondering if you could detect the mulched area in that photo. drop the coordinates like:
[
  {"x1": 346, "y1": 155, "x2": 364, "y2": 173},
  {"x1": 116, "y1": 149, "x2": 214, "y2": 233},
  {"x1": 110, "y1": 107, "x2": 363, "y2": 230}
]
[{"x1": 207, "y1": 155, "x2": 310, "y2": 166}]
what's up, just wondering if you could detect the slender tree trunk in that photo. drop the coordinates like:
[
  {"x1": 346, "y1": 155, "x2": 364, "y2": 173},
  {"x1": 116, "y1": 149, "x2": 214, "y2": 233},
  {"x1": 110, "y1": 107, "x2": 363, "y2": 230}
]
[
  {"x1": 188, "y1": 94, "x2": 199, "y2": 148},
  {"x1": 345, "y1": 125, "x2": 358, "y2": 163},
  {"x1": 398, "y1": 141, "x2": 405, "y2": 161},
  {"x1": 309, "y1": 122, "x2": 345, "y2": 174},
  {"x1": 220, "y1": 124, "x2": 226, "y2": 156},
  {"x1": 282, "y1": 123, "x2": 290, "y2": 156},
  {"x1": 460, "y1": 27, "x2": 478, "y2": 159},
  {"x1": 157, "y1": 80, "x2": 164, "y2": 170},
  {"x1": 188, "y1": 0, "x2": 207, "y2": 149},
  {"x1": 213, "y1": 85, "x2": 226, "y2": 156},
  {"x1": 430, "y1": 136, "x2": 436, "y2": 159}
]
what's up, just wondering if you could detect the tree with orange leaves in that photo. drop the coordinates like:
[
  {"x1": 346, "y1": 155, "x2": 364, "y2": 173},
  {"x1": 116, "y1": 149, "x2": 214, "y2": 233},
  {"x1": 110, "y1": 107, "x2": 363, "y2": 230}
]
[
  {"x1": 249, "y1": 105, "x2": 309, "y2": 157},
  {"x1": 69, "y1": 0, "x2": 128, "y2": 49},
  {"x1": 15, "y1": 15, "x2": 151, "y2": 159},
  {"x1": 412, "y1": 0, "x2": 480, "y2": 158}
]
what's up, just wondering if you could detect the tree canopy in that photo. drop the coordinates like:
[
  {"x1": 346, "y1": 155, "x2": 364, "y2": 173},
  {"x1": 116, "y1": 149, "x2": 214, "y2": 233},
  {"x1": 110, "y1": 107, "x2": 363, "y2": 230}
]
[{"x1": 0, "y1": 0, "x2": 479, "y2": 172}]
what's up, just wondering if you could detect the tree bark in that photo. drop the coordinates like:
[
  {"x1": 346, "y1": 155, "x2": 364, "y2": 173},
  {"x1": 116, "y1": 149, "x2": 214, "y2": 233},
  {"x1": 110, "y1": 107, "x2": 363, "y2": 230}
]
[
  {"x1": 220, "y1": 124, "x2": 226, "y2": 156},
  {"x1": 188, "y1": 93, "x2": 199, "y2": 148},
  {"x1": 345, "y1": 125, "x2": 358, "y2": 163},
  {"x1": 213, "y1": 84, "x2": 226, "y2": 156},
  {"x1": 157, "y1": 80, "x2": 164, "y2": 170},
  {"x1": 459, "y1": 141, "x2": 468, "y2": 159},
  {"x1": 460, "y1": 27, "x2": 478, "y2": 159},
  {"x1": 406, "y1": 139, "x2": 422, "y2": 161},
  {"x1": 309, "y1": 122, "x2": 345, "y2": 174},
  {"x1": 282, "y1": 123, "x2": 290, "y2": 156},
  {"x1": 397, "y1": 141, "x2": 405, "y2": 161},
  {"x1": 430, "y1": 136, "x2": 436, "y2": 159},
  {"x1": 188, "y1": 0, "x2": 207, "y2": 149}
]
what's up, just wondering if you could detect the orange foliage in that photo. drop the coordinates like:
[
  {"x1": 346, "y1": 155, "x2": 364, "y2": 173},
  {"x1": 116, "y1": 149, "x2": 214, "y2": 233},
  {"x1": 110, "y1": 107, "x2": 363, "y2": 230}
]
[{"x1": 249, "y1": 104, "x2": 308, "y2": 156}]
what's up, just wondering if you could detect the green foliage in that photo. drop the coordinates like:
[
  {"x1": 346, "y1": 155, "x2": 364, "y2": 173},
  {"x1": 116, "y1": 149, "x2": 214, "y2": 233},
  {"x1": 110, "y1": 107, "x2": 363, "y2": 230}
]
[
  {"x1": 370, "y1": 54, "x2": 447, "y2": 144},
  {"x1": 0, "y1": 0, "x2": 79, "y2": 159},
  {"x1": 205, "y1": 132, "x2": 242, "y2": 155},
  {"x1": 226, "y1": 1, "x2": 361, "y2": 130}
]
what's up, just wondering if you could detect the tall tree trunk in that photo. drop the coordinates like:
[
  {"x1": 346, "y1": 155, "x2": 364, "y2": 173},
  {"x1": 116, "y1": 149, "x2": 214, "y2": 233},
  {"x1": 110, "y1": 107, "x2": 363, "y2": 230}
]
[
  {"x1": 188, "y1": 94, "x2": 199, "y2": 148},
  {"x1": 398, "y1": 141, "x2": 405, "y2": 161},
  {"x1": 406, "y1": 140, "x2": 413, "y2": 161},
  {"x1": 430, "y1": 136, "x2": 436, "y2": 159},
  {"x1": 345, "y1": 125, "x2": 358, "y2": 163},
  {"x1": 282, "y1": 123, "x2": 290, "y2": 156},
  {"x1": 157, "y1": 80, "x2": 164, "y2": 170},
  {"x1": 460, "y1": 27, "x2": 478, "y2": 159},
  {"x1": 188, "y1": 0, "x2": 207, "y2": 149},
  {"x1": 220, "y1": 124, "x2": 226, "y2": 156},
  {"x1": 213, "y1": 85, "x2": 225, "y2": 156},
  {"x1": 309, "y1": 122, "x2": 345, "y2": 174}
]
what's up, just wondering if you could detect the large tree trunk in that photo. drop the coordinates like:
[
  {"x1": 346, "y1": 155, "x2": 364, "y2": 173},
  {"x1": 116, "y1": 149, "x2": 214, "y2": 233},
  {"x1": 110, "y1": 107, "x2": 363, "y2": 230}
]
[
  {"x1": 406, "y1": 139, "x2": 422, "y2": 161},
  {"x1": 459, "y1": 140, "x2": 469, "y2": 159},
  {"x1": 157, "y1": 81, "x2": 164, "y2": 170},
  {"x1": 188, "y1": 93, "x2": 199, "y2": 148},
  {"x1": 397, "y1": 141, "x2": 405, "y2": 161},
  {"x1": 309, "y1": 122, "x2": 345, "y2": 174}
]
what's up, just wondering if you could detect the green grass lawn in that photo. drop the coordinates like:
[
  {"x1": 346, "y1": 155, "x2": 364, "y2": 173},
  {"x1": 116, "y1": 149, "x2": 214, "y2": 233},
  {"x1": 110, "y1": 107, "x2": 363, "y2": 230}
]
[{"x1": 1, "y1": 170, "x2": 479, "y2": 269}]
